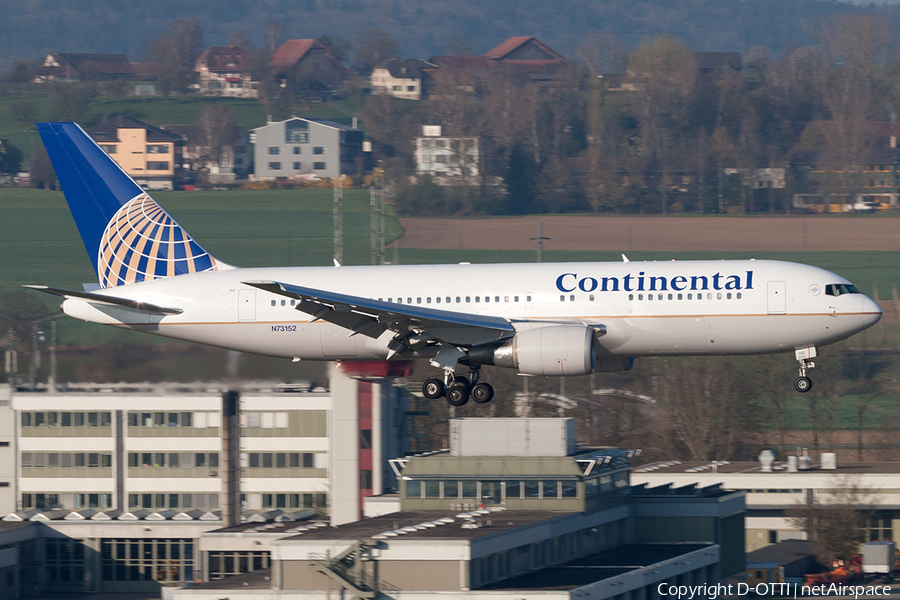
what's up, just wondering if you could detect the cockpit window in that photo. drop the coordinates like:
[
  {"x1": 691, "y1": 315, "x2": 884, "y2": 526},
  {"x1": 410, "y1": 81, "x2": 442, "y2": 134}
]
[{"x1": 825, "y1": 283, "x2": 861, "y2": 296}]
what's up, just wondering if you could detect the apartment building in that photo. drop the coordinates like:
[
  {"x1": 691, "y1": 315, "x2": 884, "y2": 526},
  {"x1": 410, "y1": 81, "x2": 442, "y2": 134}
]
[{"x1": 86, "y1": 116, "x2": 182, "y2": 190}]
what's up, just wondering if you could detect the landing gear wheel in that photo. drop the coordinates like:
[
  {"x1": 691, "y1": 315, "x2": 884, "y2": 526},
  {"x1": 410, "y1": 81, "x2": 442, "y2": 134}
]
[
  {"x1": 471, "y1": 382, "x2": 494, "y2": 404},
  {"x1": 446, "y1": 379, "x2": 470, "y2": 406},
  {"x1": 422, "y1": 378, "x2": 445, "y2": 400},
  {"x1": 794, "y1": 376, "x2": 812, "y2": 393}
]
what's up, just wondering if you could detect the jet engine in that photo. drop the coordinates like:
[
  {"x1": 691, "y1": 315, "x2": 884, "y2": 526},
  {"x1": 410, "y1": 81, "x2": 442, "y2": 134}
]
[{"x1": 471, "y1": 325, "x2": 597, "y2": 376}]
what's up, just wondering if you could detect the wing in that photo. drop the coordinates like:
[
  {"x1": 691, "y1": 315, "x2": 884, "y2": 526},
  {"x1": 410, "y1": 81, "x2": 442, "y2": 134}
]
[
  {"x1": 23, "y1": 285, "x2": 183, "y2": 315},
  {"x1": 243, "y1": 280, "x2": 515, "y2": 347}
]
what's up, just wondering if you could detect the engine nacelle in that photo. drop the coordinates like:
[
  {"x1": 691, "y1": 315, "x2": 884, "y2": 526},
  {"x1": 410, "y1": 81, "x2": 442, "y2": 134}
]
[{"x1": 488, "y1": 325, "x2": 597, "y2": 376}]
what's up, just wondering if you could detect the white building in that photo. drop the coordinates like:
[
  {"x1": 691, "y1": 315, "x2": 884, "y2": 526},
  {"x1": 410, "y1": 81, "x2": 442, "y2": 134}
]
[
  {"x1": 414, "y1": 125, "x2": 479, "y2": 180},
  {"x1": 371, "y1": 58, "x2": 437, "y2": 101},
  {"x1": 251, "y1": 117, "x2": 365, "y2": 180},
  {"x1": 0, "y1": 362, "x2": 412, "y2": 596},
  {"x1": 632, "y1": 454, "x2": 900, "y2": 553}
]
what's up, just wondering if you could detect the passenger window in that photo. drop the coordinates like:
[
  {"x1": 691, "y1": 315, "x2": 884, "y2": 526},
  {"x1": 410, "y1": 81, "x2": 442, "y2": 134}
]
[
  {"x1": 505, "y1": 296, "x2": 509, "y2": 302},
  {"x1": 526, "y1": 295, "x2": 532, "y2": 302},
  {"x1": 466, "y1": 297, "x2": 471, "y2": 303},
  {"x1": 677, "y1": 294, "x2": 682, "y2": 300},
  {"x1": 417, "y1": 298, "x2": 422, "y2": 304},
  {"x1": 446, "y1": 297, "x2": 451, "y2": 303},
  {"x1": 589, "y1": 295, "x2": 594, "y2": 301},
  {"x1": 638, "y1": 294, "x2": 643, "y2": 300},
  {"x1": 456, "y1": 297, "x2": 461, "y2": 303},
  {"x1": 717, "y1": 293, "x2": 722, "y2": 300},
  {"x1": 629, "y1": 294, "x2": 634, "y2": 301},
  {"x1": 281, "y1": 299, "x2": 286, "y2": 306},
  {"x1": 514, "y1": 296, "x2": 519, "y2": 302},
  {"x1": 570, "y1": 295, "x2": 575, "y2": 302},
  {"x1": 687, "y1": 293, "x2": 692, "y2": 300},
  {"x1": 560, "y1": 295, "x2": 565, "y2": 302},
  {"x1": 388, "y1": 298, "x2": 392, "y2": 303},
  {"x1": 485, "y1": 296, "x2": 490, "y2": 303},
  {"x1": 648, "y1": 294, "x2": 653, "y2": 301},
  {"x1": 291, "y1": 300, "x2": 295, "y2": 306},
  {"x1": 495, "y1": 296, "x2": 500, "y2": 303},
  {"x1": 407, "y1": 298, "x2": 412, "y2": 304},
  {"x1": 426, "y1": 297, "x2": 431, "y2": 303},
  {"x1": 436, "y1": 297, "x2": 440, "y2": 303},
  {"x1": 476, "y1": 297, "x2": 480, "y2": 303},
  {"x1": 271, "y1": 300, "x2": 276, "y2": 306},
  {"x1": 707, "y1": 293, "x2": 712, "y2": 300},
  {"x1": 727, "y1": 293, "x2": 732, "y2": 299},
  {"x1": 658, "y1": 294, "x2": 663, "y2": 300},
  {"x1": 668, "y1": 294, "x2": 673, "y2": 300},
  {"x1": 737, "y1": 292, "x2": 742, "y2": 299}
]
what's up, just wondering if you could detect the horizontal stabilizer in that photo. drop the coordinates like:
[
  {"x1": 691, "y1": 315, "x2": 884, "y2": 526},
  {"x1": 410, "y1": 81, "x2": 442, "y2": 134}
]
[{"x1": 23, "y1": 285, "x2": 183, "y2": 315}]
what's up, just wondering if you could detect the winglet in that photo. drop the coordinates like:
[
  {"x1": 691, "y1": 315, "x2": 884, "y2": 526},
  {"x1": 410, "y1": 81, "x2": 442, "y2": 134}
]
[
  {"x1": 622, "y1": 254, "x2": 630, "y2": 263},
  {"x1": 333, "y1": 259, "x2": 342, "y2": 268}
]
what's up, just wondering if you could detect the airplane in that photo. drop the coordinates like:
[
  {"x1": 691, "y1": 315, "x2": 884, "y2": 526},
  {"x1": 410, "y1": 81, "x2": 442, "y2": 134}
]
[{"x1": 27, "y1": 122, "x2": 882, "y2": 406}]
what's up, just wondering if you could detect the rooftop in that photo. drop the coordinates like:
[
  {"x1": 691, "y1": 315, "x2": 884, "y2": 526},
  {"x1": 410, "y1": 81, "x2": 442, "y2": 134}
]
[
  {"x1": 634, "y1": 460, "x2": 900, "y2": 475},
  {"x1": 482, "y1": 543, "x2": 713, "y2": 590},
  {"x1": 274, "y1": 510, "x2": 576, "y2": 543},
  {"x1": 746, "y1": 540, "x2": 815, "y2": 566}
]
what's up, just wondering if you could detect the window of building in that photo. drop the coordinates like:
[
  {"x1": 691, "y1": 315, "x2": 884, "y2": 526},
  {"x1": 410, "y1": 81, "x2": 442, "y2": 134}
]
[
  {"x1": 293, "y1": 162, "x2": 301, "y2": 170},
  {"x1": 147, "y1": 145, "x2": 169, "y2": 154},
  {"x1": 268, "y1": 162, "x2": 281, "y2": 170},
  {"x1": 313, "y1": 162, "x2": 326, "y2": 170},
  {"x1": 293, "y1": 147, "x2": 301, "y2": 154},
  {"x1": 100, "y1": 144, "x2": 117, "y2": 154},
  {"x1": 285, "y1": 119, "x2": 309, "y2": 143},
  {"x1": 505, "y1": 481, "x2": 521, "y2": 499},
  {"x1": 268, "y1": 146, "x2": 281, "y2": 155},
  {"x1": 146, "y1": 161, "x2": 169, "y2": 171},
  {"x1": 100, "y1": 538, "x2": 194, "y2": 583}
]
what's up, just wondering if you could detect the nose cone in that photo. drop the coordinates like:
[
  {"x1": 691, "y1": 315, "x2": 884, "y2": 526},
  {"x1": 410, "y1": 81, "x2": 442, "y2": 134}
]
[{"x1": 862, "y1": 295, "x2": 882, "y2": 329}]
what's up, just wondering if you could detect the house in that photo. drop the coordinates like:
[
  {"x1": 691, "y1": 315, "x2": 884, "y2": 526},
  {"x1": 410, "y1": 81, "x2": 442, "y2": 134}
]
[
  {"x1": 791, "y1": 121, "x2": 900, "y2": 211},
  {"x1": 414, "y1": 125, "x2": 479, "y2": 181},
  {"x1": 36, "y1": 52, "x2": 135, "y2": 82},
  {"x1": 251, "y1": 117, "x2": 365, "y2": 180},
  {"x1": 194, "y1": 45, "x2": 258, "y2": 98},
  {"x1": 85, "y1": 116, "x2": 182, "y2": 190},
  {"x1": 163, "y1": 123, "x2": 249, "y2": 184},
  {"x1": 371, "y1": 58, "x2": 438, "y2": 100},
  {"x1": 267, "y1": 40, "x2": 348, "y2": 92},
  {"x1": 429, "y1": 36, "x2": 570, "y2": 89}
]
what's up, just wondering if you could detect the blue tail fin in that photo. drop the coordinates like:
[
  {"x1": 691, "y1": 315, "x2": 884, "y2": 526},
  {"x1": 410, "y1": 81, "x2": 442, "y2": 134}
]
[{"x1": 37, "y1": 122, "x2": 223, "y2": 287}]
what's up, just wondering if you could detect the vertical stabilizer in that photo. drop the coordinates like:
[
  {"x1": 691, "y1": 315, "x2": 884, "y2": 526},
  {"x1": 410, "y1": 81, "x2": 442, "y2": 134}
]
[{"x1": 37, "y1": 122, "x2": 223, "y2": 287}]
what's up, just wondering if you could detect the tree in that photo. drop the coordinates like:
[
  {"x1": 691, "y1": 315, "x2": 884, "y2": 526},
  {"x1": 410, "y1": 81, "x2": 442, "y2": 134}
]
[
  {"x1": 787, "y1": 475, "x2": 875, "y2": 566},
  {"x1": 353, "y1": 28, "x2": 399, "y2": 74},
  {"x1": 30, "y1": 147, "x2": 57, "y2": 189},
  {"x1": 0, "y1": 141, "x2": 23, "y2": 175},
  {"x1": 195, "y1": 104, "x2": 239, "y2": 167},
  {"x1": 503, "y1": 144, "x2": 539, "y2": 214},
  {"x1": 147, "y1": 19, "x2": 204, "y2": 96},
  {"x1": 444, "y1": 37, "x2": 475, "y2": 56},
  {"x1": 809, "y1": 15, "x2": 894, "y2": 204},
  {"x1": 317, "y1": 35, "x2": 352, "y2": 66},
  {"x1": 263, "y1": 21, "x2": 285, "y2": 54},
  {"x1": 8, "y1": 98, "x2": 37, "y2": 133},
  {"x1": 627, "y1": 37, "x2": 697, "y2": 214},
  {"x1": 49, "y1": 82, "x2": 96, "y2": 123}
]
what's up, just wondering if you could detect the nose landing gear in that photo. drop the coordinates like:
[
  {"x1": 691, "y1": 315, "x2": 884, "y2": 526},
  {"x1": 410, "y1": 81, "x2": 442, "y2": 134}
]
[{"x1": 794, "y1": 346, "x2": 816, "y2": 393}]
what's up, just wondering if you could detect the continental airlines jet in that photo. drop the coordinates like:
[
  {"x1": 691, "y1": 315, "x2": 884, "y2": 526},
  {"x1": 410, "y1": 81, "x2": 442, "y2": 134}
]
[{"x1": 29, "y1": 122, "x2": 882, "y2": 406}]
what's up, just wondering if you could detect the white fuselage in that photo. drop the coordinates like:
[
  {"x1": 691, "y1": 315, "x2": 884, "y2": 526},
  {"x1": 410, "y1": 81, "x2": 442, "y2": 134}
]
[{"x1": 59, "y1": 259, "x2": 882, "y2": 363}]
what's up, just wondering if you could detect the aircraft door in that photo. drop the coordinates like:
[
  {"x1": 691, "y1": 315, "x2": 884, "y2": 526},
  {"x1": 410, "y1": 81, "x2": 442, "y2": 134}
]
[
  {"x1": 767, "y1": 281, "x2": 786, "y2": 314},
  {"x1": 238, "y1": 289, "x2": 256, "y2": 321}
]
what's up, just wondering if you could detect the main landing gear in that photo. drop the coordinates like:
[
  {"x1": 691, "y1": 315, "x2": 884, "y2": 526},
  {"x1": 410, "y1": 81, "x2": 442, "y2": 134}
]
[
  {"x1": 794, "y1": 346, "x2": 817, "y2": 393},
  {"x1": 422, "y1": 366, "x2": 494, "y2": 407}
]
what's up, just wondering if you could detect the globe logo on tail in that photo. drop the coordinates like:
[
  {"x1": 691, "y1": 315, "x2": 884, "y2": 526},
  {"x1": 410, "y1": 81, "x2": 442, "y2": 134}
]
[{"x1": 97, "y1": 194, "x2": 219, "y2": 287}]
